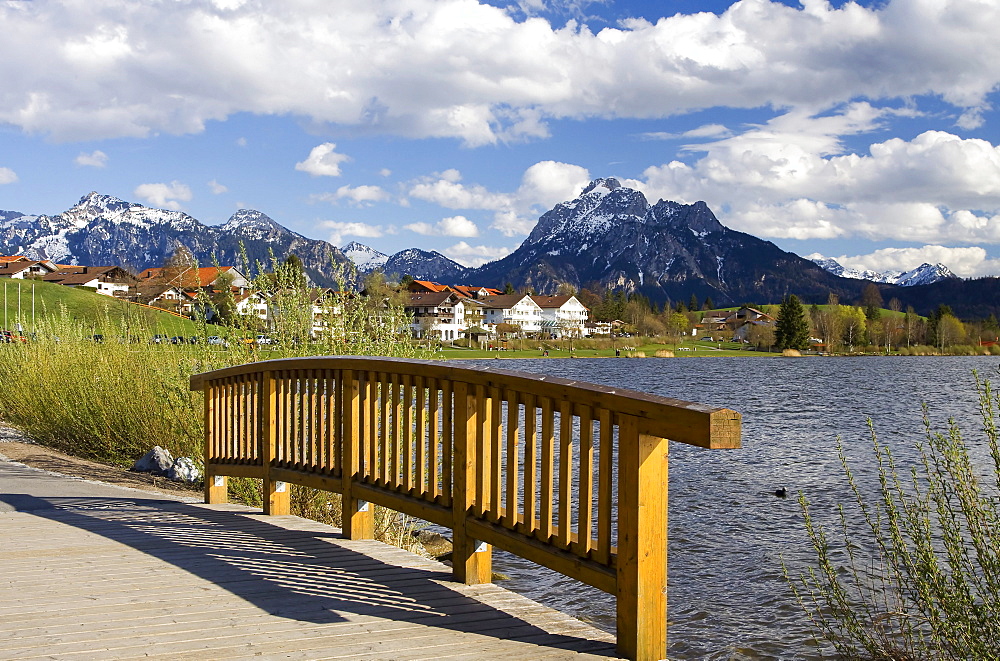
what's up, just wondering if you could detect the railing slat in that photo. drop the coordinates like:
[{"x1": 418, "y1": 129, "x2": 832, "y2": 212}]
[
  {"x1": 379, "y1": 372, "x2": 389, "y2": 484},
  {"x1": 596, "y1": 408, "x2": 613, "y2": 566},
  {"x1": 416, "y1": 375, "x2": 427, "y2": 497},
  {"x1": 539, "y1": 396, "x2": 555, "y2": 542},
  {"x1": 402, "y1": 374, "x2": 413, "y2": 492},
  {"x1": 504, "y1": 389, "x2": 519, "y2": 528},
  {"x1": 558, "y1": 400, "x2": 573, "y2": 549},
  {"x1": 441, "y1": 380, "x2": 453, "y2": 507},
  {"x1": 489, "y1": 387, "x2": 502, "y2": 523},
  {"x1": 522, "y1": 393, "x2": 537, "y2": 537},
  {"x1": 578, "y1": 405, "x2": 594, "y2": 556}
]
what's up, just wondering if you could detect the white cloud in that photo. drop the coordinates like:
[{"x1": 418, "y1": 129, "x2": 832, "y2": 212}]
[
  {"x1": 208, "y1": 179, "x2": 228, "y2": 194},
  {"x1": 4, "y1": 1, "x2": 999, "y2": 144},
  {"x1": 236, "y1": 137, "x2": 247, "y2": 147},
  {"x1": 443, "y1": 241, "x2": 512, "y2": 268},
  {"x1": 0, "y1": 167, "x2": 17, "y2": 184},
  {"x1": 829, "y1": 245, "x2": 1000, "y2": 279},
  {"x1": 378, "y1": 168, "x2": 392, "y2": 177},
  {"x1": 311, "y1": 185, "x2": 389, "y2": 207},
  {"x1": 320, "y1": 220, "x2": 386, "y2": 245},
  {"x1": 405, "y1": 215, "x2": 480, "y2": 237},
  {"x1": 633, "y1": 108, "x2": 1000, "y2": 245},
  {"x1": 408, "y1": 161, "x2": 591, "y2": 237},
  {"x1": 133, "y1": 181, "x2": 192, "y2": 210},
  {"x1": 295, "y1": 143, "x2": 349, "y2": 177},
  {"x1": 75, "y1": 150, "x2": 107, "y2": 168}
]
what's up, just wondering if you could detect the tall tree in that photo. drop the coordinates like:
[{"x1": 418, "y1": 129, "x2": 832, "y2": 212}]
[{"x1": 775, "y1": 295, "x2": 810, "y2": 351}]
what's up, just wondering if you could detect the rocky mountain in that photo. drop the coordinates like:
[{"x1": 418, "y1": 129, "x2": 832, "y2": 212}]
[
  {"x1": 808, "y1": 255, "x2": 957, "y2": 286},
  {"x1": 0, "y1": 193, "x2": 353, "y2": 287},
  {"x1": 343, "y1": 242, "x2": 467, "y2": 282},
  {"x1": 383, "y1": 248, "x2": 467, "y2": 282},
  {"x1": 469, "y1": 178, "x2": 865, "y2": 306}
]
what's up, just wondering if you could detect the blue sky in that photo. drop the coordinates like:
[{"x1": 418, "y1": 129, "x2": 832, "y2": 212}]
[{"x1": 2, "y1": 0, "x2": 1000, "y2": 277}]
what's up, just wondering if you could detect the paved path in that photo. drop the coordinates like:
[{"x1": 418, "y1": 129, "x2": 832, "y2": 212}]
[{"x1": 0, "y1": 459, "x2": 620, "y2": 660}]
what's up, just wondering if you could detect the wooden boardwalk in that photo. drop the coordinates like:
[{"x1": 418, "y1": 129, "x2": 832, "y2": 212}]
[{"x1": 0, "y1": 462, "x2": 620, "y2": 660}]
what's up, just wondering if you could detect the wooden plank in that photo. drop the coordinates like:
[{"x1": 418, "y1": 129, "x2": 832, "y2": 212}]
[
  {"x1": 558, "y1": 400, "x2": 573, "y2": 549},
  {"x1": 578, "y1": 405, "x2": 594, "y2": 557},
  {"x1": 452, "y1": 381, "x2": 491, "y2": 585},
  {"x1": 428, "y1": 377, "x2": 440, "y2": 500},
  {"x1": 379, "y1": 372, "x2": 389, "y2": 484},
  {"x1": 403, "y1": 374, "x2": 413, "y2": 492},
  {"x1": 203, "y1": 385, "x2": 225, "y2": 504},
  {"x1": 522, "y1": 393, "x2": 537, "y2": 538},
  {"x1": 595, "y1": 409, "x2": 613, "y2": 567},
  {"x1": 263, "y1": 371, "x2": 290, "y2": 516},
  {"x1": 504, "y1": 389, "x2": 519, "y2": 529},
  {"x1": 416, "y1": 375, "x2": 427, "y2": 497},
  {"x1": 615, "y1": 415, "x2": 668, "y2": 661},
  {"x1": 441, "y1": 380, "x2": 453, "y2": 507},
  {"x1": 539, "y1": 396, "x2": 555, "y2": 543}
]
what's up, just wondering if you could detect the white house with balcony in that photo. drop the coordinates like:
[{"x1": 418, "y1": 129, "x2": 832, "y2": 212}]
[
  {"x1": 478, "y1": 294, "x2": 543, "y2": 336},
  {"x1": 406, "y1": 291, "x2": 474, "y2": 341},
  {"x1": 531, "y1": 295, "x2": 590, "y2": 338}
]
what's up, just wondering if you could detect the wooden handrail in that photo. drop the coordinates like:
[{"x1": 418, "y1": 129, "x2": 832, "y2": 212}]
[{"x1": 190, "y1": 356, "x2": 741, "y2": 660}]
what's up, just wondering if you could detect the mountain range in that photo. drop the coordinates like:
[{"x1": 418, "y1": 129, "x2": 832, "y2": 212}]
[
  {"x1": 2, "y1": 184, "x2": 997, "y2": 317},
  {"x1": 807, "y1": 255, "x2": 956, "y2": 287}
]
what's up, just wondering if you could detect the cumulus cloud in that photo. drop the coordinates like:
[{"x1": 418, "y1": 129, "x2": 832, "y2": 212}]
[
  {"x1": 133, "y1": 181, "x2": 192, "y2": 210},
  {"x1": 634, "y1": 107, "x2": 1000, "y2": 246},
  {"x1": 75, "y1": 150, "x2": 107, "y2": 168},
  {"x1": 3, "y1": 1, "x2": 999, "y2": 144},
  {"x1": 826, "y1": 245, "x2": 1000, "y2": 279},
  {"x1": 311, "y1": 185, "x2": 390, "y2": 207},
  {"x1": 0, "y1": 167, "x2": 17, "y2": 184},
  {"x1": 405, "y1": 215, "x2": 480, "y2": 237},
  {"x1": 295, "y1": 143, "x2": 349, "y2": 177},
  {"x1": 408, "y1": 161, "x2": 591, "y2": 236},
  {"x1": 208, "y1": 179, "x2": 228, "y2": 194},
  {"x1": 443, "y1": 241, "x2": 512, "y2": 268},
  {"x1": 320, "y1": 220, "x2": 387, "y2": 245}
]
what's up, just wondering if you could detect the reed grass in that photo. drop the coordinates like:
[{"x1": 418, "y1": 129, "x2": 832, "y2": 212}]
[{"x1": 787, "y1": 372, "x2": 1000, "y2": 660}]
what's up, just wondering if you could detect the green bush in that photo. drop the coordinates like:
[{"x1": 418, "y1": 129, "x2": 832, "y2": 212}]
[{"x1": 788, "y1": 372, "x2": 1000, "y2": 660}]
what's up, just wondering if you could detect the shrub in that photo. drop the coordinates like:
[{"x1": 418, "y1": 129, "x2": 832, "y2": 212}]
[{"x1": 787, "y1": 372, "x2": 1000, "y2": 660}]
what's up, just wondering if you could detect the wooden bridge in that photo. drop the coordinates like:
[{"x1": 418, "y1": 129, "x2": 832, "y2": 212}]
[{"x1": 191, "y1": 357, "x2": 741, "y2": 660}]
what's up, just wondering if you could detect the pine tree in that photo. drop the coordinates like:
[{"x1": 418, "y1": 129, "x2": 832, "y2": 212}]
[{"x1": 775, "y1": 295, "x2": 810, "y2": 350}]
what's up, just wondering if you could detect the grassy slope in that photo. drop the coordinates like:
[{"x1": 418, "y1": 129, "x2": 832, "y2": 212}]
[{"x1": 0, "y1": 279, "x2": 199, "y2": 337}]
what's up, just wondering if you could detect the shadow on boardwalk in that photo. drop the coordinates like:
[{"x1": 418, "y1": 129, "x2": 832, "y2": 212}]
[{"x1": 0, "y1": 471, "x2": 618, "y2": 659}]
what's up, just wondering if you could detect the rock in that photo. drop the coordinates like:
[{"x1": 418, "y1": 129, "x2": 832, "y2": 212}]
[
  {"x1": 168, "y1": 457, "x2": 201, "y2": 483},
  {"x1": 132, "y1": 446, "x2": 174, "y2": 475}
]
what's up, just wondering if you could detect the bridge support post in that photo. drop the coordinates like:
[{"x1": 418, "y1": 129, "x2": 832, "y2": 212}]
[
  {"x1": 452, "y1": 382, "x2": 491, "y2": 585},
  {"x1": 616, "y1": 416, "x2": 669, "y2": 661},
  {"x1": 262, "y1": 371, "x2": 290, "y2": 516},
  {"x1": 342, "y1": 370, "x2": 373, "y2": 539},
  {"x1": 204, "y1": 383, "x2": 228, "y2": 504}
]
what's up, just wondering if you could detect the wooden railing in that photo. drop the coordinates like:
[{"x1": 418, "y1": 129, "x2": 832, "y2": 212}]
[{"x1": 190, "y1": 357, "x2": 741, "y2": 660}]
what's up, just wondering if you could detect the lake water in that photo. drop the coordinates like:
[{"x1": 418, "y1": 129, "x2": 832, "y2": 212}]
[{"x1": 464, "y1": 355, "x2": 999, "y2": 659}]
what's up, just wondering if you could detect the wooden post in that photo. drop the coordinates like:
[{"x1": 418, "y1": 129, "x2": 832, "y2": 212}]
[
  {"x1": 262, "y1": 371, "x2": 290, "y2": 516},
  {"x1": 452, "y1": 382, "x2": 491, "y2": 584},
  {"x1": 342, "y1": 370, "x2": 373, "y2": 538},
  {"x1": 204, "y1": 383, "x2": 228, "y2": 504},
  {"x1": 616, "y1": 415, "x2": 669, "y2": 661}
]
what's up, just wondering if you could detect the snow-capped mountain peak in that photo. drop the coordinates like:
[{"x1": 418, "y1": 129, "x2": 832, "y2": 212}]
[
  {"x1": 808, "y1": 255, "x2": 957, "y2": 286},
  {"x1": 342, "y1": 241, "x2": 389, "y2": 272},
  {"x1": 221, "y1": 209, "x2": 288, "y2": 240}
]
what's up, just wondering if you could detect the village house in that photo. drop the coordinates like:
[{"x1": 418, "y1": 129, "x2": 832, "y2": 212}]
[
  {"x1": 0, "y1": 258, "x2": 60, "y2": 279},
  {"x1": 726, "y1": 307, "x2": 777, "y2": 342},
  {"x1": 405, "y1": 291, "x2": 479, "y2": 342},
  {"x1": 530, "y1": 295, "x2": 590, "y2": 338},
  {"x1": 478, "y1": 294, "x2": 543, "y2": 336},
  {"x1": 134, "y1": 283, "x2": 197, "y2": 314},
  {"x1": 137, "y1": 265, "x2": 249, "y2": 294},
  {"x1": 42, "y1": 266, "x2": 138, "y2": 297}
]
